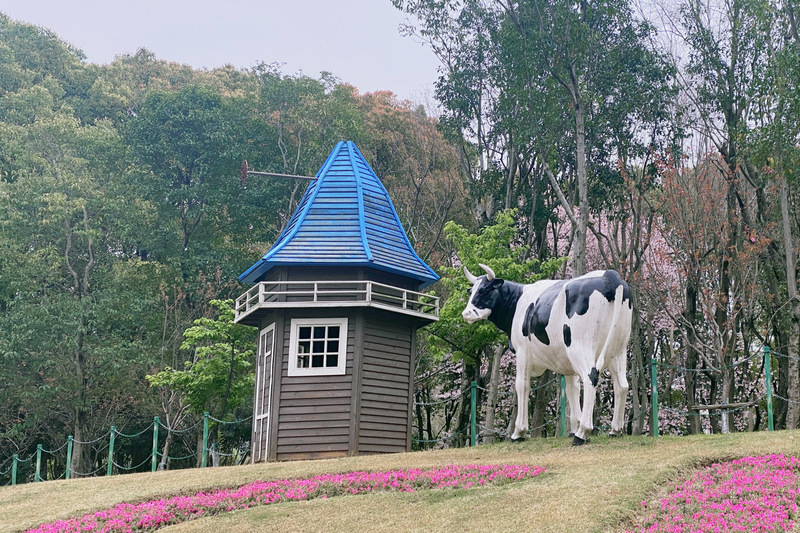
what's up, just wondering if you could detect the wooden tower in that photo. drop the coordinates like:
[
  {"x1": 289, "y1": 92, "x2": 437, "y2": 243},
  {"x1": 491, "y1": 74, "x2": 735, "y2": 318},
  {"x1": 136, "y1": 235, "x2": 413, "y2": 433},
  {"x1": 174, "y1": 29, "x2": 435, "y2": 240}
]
[{"x1": 234, "y1": 141, "x2": 439, "y2": 462}]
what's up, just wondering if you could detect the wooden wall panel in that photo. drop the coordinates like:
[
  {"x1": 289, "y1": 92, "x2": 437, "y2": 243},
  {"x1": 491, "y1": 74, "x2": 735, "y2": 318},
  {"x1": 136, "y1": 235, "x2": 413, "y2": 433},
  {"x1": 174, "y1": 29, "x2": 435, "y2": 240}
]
[
  {"x1": 274, "y1": 310, "x2": 356, "y2": 461},
  {"x1": 358, "y1": 317, "x2": 414, "y2": 455}
]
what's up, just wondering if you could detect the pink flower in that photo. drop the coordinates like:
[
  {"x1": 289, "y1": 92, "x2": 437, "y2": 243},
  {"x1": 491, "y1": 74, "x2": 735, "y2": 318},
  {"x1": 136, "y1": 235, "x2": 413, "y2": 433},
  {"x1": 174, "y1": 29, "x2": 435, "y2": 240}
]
[
  {"x1": 631, "y1": 455, "x2": 800, "y2": 533},
  {"x1": 27, "y1": 464, "x2": 543, "y2": 533}
]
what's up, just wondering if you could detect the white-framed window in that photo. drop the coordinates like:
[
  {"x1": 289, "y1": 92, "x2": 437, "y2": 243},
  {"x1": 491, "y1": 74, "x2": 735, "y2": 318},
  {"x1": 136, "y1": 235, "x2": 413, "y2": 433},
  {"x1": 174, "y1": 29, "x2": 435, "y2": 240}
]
[{"x1": 287, "y1": 318, "x2": 348, "y2": 377}]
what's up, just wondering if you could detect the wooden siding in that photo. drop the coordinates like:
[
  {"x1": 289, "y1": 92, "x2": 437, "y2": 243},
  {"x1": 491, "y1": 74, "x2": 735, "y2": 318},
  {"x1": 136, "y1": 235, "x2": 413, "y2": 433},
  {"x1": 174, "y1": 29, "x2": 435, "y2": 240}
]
[
  {"x1": 358, "y1": 316, "x2": 413, "y2": 454},
  {"x1": 274, "y1": 310, "x2": 356, "y2": 461},
  {"x1": 248, "y1": 285, "x2": 423, "y2": 462}
]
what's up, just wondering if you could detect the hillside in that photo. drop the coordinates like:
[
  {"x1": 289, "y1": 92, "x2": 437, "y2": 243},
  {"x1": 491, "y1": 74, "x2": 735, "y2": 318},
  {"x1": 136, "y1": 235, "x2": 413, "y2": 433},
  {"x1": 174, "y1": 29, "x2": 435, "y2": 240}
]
[{"x1": 3, "y1": 431, "x2": 800, "y2": 533}]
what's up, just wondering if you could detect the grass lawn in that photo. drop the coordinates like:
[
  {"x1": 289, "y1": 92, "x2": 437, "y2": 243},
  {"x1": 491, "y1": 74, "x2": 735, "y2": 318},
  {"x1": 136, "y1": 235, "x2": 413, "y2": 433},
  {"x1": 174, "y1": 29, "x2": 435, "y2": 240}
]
[{"x1": 2, "y1": 430, "x2": 800, "y2": 533}]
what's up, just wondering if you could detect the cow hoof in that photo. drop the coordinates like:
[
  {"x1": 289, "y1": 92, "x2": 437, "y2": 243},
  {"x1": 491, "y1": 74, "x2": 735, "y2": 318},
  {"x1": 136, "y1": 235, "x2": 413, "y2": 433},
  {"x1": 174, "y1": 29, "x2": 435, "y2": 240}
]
[
  {"x1": 510, "y1": 436, "x2": 527, "y2": 443},
  {"x1": 568, "y1": 432, "x2": 575, "y2": 438},
  {"x1": 572, "y1": 436, "x2": 589, "y2": 446}
]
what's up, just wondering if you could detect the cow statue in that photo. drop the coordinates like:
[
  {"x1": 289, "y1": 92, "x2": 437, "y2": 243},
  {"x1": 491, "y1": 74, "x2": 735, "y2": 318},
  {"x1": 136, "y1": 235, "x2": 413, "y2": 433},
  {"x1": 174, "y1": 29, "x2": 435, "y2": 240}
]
[{"x1": 462, "y1": 264, "x2": 633, "y2": 445}]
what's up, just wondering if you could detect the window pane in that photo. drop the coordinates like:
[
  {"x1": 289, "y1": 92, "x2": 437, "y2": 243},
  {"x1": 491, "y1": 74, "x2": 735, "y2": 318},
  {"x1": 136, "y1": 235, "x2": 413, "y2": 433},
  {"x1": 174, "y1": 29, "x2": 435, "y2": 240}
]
[{"x1": 290, "y1": 319, "x2": 347, "y2": 376}]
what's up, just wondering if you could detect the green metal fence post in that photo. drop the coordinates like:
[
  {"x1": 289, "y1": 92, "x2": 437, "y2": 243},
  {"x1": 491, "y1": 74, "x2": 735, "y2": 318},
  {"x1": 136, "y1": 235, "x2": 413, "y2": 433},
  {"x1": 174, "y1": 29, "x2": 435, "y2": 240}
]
[
  {"x1": 470, "y1": 381, "x2": 477, "y2": 446},
  {"x1": 651, "y1": 358, "x2": 659, "y2": 437},
  {"x1": 11, "y1": 454, "x2": 17, "y2": 486},
  {"x1": 560, "y1": 375, "x2": 567, "y2": 437},
  {"x1": 35, "y1": 444, "x2": 42, "y2": 482},
  {"x1": 65, "y1": 436, "x2": 73, "y2": 480},
  {"x1": 764, "y1": 346, "x2": 774, "y2": 431},
  {"x1": 151, "y1": 417, "x2": 159, "y2": 472},
  {"x1": 202, "y1": 412, "x2": 209, "y2": 468},
  {"x1": 107, "y1": 426, "x2": 116, "y2": 477}
]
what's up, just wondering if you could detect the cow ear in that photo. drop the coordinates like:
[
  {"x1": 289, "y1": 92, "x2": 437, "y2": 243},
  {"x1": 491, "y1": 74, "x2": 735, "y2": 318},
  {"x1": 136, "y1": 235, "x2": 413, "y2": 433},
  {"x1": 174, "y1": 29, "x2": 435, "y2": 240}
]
[{"x1": 490, "y1": 278, "x2": 504, "y2": 288}]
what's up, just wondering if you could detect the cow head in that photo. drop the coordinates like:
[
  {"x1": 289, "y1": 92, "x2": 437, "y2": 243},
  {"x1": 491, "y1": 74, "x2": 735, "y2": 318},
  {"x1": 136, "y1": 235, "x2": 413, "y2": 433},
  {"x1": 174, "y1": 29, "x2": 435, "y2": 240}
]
[{"x1": 461, "y1": 263, "x2": 504, "y2": 323}]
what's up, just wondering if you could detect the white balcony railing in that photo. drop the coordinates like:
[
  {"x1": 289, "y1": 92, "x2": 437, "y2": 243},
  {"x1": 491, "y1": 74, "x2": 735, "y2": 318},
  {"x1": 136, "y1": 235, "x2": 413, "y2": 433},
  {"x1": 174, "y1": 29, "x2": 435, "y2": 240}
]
[{"x1": 234, "y1": 280, "x2": 439, "y2": 323}]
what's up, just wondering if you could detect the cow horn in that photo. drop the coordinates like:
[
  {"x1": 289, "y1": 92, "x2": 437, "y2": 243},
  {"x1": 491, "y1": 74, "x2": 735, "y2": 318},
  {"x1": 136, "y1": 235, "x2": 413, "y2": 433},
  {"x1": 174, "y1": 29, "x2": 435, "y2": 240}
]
[
  {"x1": 479, "y1": 263, "x2": 495, "y2": 281},
  {"x1": 464, "y1": 266, "x2": 478, "y2": 284}
]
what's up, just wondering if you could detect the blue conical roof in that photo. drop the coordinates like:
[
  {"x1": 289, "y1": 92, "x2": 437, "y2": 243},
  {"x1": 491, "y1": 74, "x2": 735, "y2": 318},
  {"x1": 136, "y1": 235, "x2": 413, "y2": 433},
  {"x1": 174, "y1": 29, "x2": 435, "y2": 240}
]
[{"x1": 239, "y1": 141, "x2": 440, "y2": 288}]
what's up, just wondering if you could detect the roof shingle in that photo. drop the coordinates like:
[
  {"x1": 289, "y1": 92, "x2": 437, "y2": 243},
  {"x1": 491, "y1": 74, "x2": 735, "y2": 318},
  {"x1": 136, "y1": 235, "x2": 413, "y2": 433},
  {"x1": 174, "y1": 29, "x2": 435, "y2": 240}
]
[{"x1": 239, "y1": 141, "x2": 440, "y2": 288}]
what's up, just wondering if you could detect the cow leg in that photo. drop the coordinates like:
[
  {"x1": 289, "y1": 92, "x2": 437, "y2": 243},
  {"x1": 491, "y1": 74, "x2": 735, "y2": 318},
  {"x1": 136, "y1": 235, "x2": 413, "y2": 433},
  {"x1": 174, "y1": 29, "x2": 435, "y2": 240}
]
[
  {"x1": 511, "y1": 354, "x2": 531, "y2": 440},
  {"x1": 609, "y1": 356, "x2": 629, "y2": 436},
  {"x1": 574, "y1": 369, "x2": 597, "y2": 444},
  {"x1": 564, "y1": 375, "x2": 581, "y2": 436}
]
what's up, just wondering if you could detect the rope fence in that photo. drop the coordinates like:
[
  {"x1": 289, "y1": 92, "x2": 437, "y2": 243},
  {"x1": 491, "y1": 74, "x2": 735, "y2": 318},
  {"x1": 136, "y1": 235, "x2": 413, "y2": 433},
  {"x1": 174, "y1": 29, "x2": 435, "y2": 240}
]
[
  {"x1": 0, "y1": 412, "x2": 253, "y2": 487},
  {"x1": 647, "y1": 346, "x2": 778, "y2": 435},
  {"x1": 2, "y1": 347, "x2": 791, "y2": 486},
  {"x1": 413, "y1": 346, "x2": 784, "y2": 448}
]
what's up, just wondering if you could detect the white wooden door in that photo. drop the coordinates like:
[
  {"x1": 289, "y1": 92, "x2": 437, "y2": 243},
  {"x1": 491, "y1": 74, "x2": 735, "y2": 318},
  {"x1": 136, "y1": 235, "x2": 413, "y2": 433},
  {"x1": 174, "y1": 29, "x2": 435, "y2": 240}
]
[{"x1": 252, "y1": 323, "x2": 274, "y2": 463}]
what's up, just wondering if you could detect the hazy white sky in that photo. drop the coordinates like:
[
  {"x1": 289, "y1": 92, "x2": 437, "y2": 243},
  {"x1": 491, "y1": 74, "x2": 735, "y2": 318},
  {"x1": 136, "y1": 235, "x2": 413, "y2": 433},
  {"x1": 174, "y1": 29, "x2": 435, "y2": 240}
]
[{"x1": 0, "y1": 0, "x2": 441, "y2": 102}]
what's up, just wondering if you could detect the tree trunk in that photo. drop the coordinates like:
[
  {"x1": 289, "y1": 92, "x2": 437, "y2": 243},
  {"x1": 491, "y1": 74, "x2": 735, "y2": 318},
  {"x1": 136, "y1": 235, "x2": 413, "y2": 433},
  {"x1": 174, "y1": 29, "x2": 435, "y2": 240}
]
[
  {"x1": 415, "y1": 391, "x2": 424, "y2": 445},
  {"x1": 425, "y1": 400, "x2": 433, "y2": 443},
  {"x1": 219, "y1": 343, "x2": 237, "y2": 420},
  {"x1": 530, "y1": 371, "x2": 552, "y2": 437},
  {"x1": 196, "y1": 432, "x2": 204, "y2": 468},
  {"x1": 573, "y1": 96, "x2": 588, "y2": 277},
  {"x1": 450, "y1": 364, "x2": 473, "y2": 447},
  {"x1": 159, "y1": 430, "x2": 172, "y2": 471},
  {"x1": 781, "y1": 175, "x2": 800, "y2": 429},
  {"x1": 211, "y1": 443, "x2": 220, "y2": 467},
  {"x1": 526, "y1": 167, "x2": 540, "y2": 258},
  {"x1": 483, "y1": 345, "x2": 504, "y2": 443},
  {"x1": 70, "y1": 311, "x2": 91, "y2": 478},
  {"x1": 720, "y1": 367, "x2": 733, "y2": 433},
  {"x1": 684, "y1": 279, "x2": 703, "y2": 434},
  {"x1": 709, "y1": 374, "x2": 721, "y2": 434},
  {"x1": 70, "y1": 410, "x2": 90, "y2": 478},
  {"x1": 629, "y1": 310, "x2": 646, "y2": 436},
  {"x1": 504, "y1": 139, "x2": 517, "y2": 210}
]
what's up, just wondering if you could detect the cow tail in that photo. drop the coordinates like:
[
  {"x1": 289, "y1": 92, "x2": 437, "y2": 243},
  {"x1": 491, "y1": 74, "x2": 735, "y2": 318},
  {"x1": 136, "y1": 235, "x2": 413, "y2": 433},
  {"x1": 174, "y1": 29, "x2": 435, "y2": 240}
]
[{"x1": 593, "y1": 284, "x2": 626, "y2": 379}]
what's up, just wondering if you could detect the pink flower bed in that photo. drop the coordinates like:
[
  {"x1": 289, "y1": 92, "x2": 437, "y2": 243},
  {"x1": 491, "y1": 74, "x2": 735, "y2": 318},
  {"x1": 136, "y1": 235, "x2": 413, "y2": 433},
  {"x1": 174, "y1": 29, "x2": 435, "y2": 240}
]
[
  {"x1": 633, "y1": 454, "x2": 800, "y2": 532},
  {"x1": 28, "y1": 463, "x2": 543, "y2": 533}
]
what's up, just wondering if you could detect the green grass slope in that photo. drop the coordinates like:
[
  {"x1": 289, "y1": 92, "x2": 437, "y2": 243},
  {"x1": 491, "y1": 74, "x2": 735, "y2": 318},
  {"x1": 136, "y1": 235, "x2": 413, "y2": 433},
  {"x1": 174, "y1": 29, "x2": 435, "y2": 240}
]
[{"x1": 3, "y1": 430, "x2": 799, "y2": 533}]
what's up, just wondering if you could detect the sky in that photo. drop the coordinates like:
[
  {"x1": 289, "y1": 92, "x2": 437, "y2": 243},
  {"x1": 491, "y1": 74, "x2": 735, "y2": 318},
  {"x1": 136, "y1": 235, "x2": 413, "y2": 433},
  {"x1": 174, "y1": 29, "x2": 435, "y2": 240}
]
[{"x1": 0, "y1": 0, "x2": 442, "y2": 103}]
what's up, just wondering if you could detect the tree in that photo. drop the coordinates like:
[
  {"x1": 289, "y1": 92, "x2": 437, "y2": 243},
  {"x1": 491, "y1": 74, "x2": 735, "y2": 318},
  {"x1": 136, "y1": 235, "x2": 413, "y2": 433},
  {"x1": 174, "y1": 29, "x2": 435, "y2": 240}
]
[
  {"x1": 147, "y1": 299, "x2": 255, "y2": 467},
  {"x1": 741, "y1": 0, "x2": 800, "y2": 428},
  {"x1": 675, "y1": 0, "x2": 794, "y2": 429},
  {"x1": 0, "y1": 111, "x2": 162, "y2": 475},
  {"x1": 394, "y1": 0, "x2": 673, "y2": 273}
]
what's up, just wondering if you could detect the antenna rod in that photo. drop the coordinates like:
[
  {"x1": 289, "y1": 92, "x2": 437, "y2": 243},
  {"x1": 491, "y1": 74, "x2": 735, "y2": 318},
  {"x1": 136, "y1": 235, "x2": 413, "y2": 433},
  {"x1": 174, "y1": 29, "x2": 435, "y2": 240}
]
[
  {"x1": 247, "y1": 170, "x2": 316, "y2": 181},
  {"x1": 240, "y1": 160, "x2": 316, "y2": 185}
]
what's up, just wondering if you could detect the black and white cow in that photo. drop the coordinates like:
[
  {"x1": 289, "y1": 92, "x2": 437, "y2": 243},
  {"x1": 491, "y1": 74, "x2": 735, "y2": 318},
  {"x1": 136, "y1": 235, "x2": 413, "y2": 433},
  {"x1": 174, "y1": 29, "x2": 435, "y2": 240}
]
[{"x1": 462, "y1": 264, "x2": 633, "y2": 445}]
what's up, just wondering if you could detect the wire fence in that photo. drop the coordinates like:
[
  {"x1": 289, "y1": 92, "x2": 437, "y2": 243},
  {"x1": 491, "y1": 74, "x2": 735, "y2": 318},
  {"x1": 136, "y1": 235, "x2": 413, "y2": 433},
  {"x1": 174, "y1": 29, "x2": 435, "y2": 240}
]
[{"x1": 0, "y1": 412, "x2": 252, "y2": 487}]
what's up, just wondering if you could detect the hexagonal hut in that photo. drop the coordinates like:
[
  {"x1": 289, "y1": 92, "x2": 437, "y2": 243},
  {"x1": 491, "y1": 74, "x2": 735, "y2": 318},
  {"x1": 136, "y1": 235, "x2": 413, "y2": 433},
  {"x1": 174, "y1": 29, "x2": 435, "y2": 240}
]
[{"x1": 234, "y1": 141, "x2": 440, "y2": 462}]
